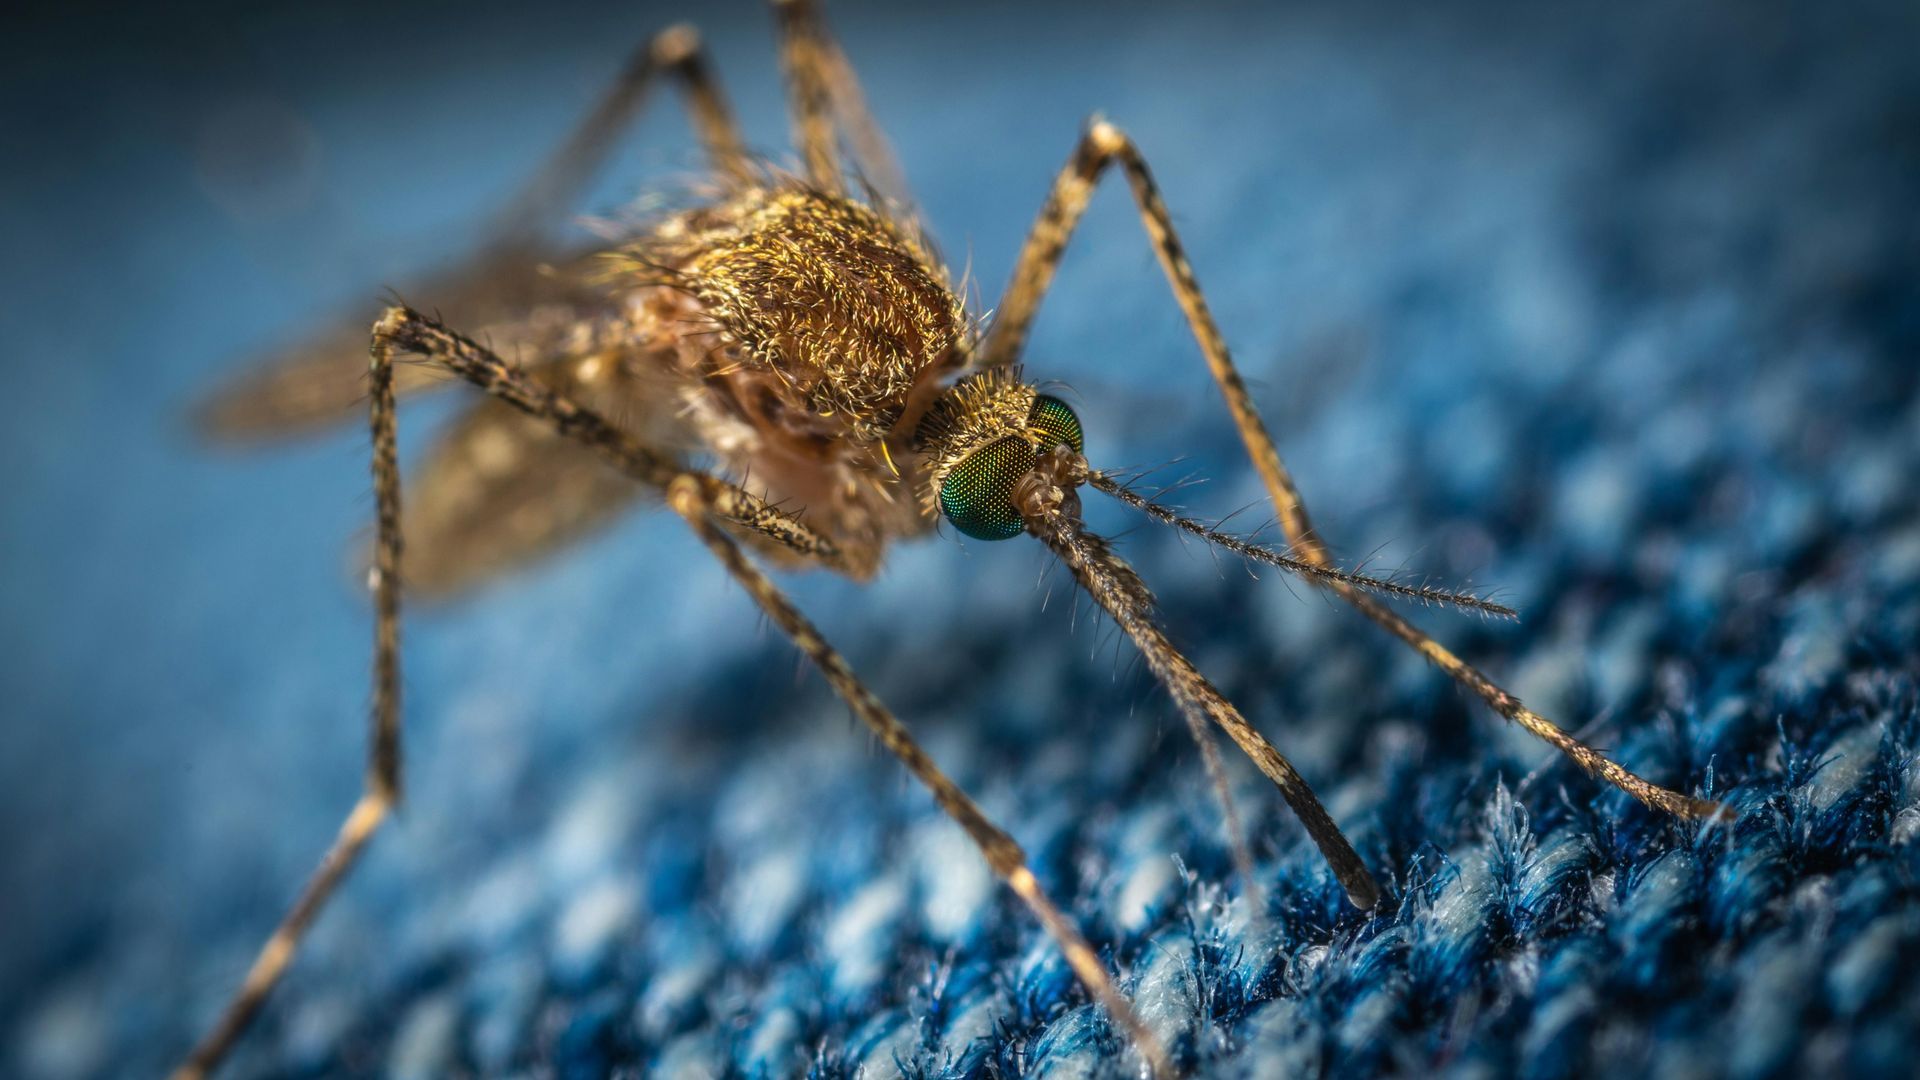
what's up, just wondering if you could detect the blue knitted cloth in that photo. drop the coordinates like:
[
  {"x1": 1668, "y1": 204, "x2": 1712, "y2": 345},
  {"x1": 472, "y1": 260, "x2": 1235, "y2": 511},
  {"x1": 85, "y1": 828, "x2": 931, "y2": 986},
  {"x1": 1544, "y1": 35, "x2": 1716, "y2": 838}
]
[{"x1": 2, "y1": 1, "x2": 1917, "y2": 1077}]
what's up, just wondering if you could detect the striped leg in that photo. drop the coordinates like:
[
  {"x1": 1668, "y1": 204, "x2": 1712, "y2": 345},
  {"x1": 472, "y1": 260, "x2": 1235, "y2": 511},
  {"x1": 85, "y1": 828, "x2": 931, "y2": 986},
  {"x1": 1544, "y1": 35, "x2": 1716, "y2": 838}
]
[
  {"x1": 770, "y1": 0, "x2": 914, "y2": 208},
  {"x1": 197, "y1": 22, "x2": 749, "y2": 441},
  {"x1": 172, "y1": 310, "x2": 411, "y2": 1080},
  {"x1": 1015, "y1": 467, "x2": 1380, "y2": 911},
  {"x1": 773, "y1": 0, "x2": 844, "y2": 192},
  {"x1": 983, "y1": 119, "x2": 1717, "y2": 819},
  {"x1": 491, "y1": 21, "x2": 750, "y2": 246},
  {"x1": 666, "y1": 477, "x2": 1171, "y2": 1078},
  {"x1": 363, "y1": 307, "x2": 854, "y2": 570},
  {"x1": 376, "y1": 305, "x2": 1167, "y2": 1074},
  {"x1": 379, "y1": 304, "x2": 1167, "y2": 1073},
  {"x1": 172, "y1": 303, "x2": 854, "y2": 1077}
]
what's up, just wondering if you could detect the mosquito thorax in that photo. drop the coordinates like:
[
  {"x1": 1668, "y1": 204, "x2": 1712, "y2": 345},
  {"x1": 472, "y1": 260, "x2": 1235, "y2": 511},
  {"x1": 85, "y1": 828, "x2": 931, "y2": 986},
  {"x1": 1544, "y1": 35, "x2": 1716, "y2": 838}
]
[
  {"x1": 635, "y1": 186, "x2": 966, "y2": 447},
  {"x1": 913, "y1": 368, "x2": 1085, "y2": 540}
]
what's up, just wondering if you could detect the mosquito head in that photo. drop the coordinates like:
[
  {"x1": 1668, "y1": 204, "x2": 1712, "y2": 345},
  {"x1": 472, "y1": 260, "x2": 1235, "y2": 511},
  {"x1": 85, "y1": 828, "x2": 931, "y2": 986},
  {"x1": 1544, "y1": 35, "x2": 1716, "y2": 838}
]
[
  {"x1": 915, "y1": 368, "x2": 1085, "y2": 540},
  {"x1": 916, "y1": 368, "x2": 1519, "y2": 619}
]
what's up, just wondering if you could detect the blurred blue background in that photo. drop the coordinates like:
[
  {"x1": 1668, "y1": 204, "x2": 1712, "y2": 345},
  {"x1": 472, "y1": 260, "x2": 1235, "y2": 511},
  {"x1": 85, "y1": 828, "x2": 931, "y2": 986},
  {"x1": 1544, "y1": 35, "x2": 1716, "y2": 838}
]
[{"x1": 3, "y1": 0, "x2": 1918, "y2": 1076}]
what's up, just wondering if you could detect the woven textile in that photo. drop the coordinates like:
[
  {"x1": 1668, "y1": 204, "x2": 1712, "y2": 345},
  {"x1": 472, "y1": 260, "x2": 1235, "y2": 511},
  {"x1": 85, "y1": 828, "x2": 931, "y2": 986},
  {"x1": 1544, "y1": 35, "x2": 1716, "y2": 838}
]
[{"x1": 2, "y1": 2, "x2": 1916, "y2": 1076}]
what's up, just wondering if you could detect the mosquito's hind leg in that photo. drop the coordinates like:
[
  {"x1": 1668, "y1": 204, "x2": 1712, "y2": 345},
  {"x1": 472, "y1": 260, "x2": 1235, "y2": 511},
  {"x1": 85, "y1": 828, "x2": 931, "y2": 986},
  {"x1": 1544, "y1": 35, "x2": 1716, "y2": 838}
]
[
  {"x1": 665, "y1": 477, "x2": 1171, "y2": 1078},
  {"x1": 769, "y1": 0, "x2": 913, "y2": 208},
  {"x1": 491, "y1": 21, "x2": 751, "y2": 246},
  {"x1": 173, "y1": 317, "x2": 412, "y2": 1080},
  {"x1": 984, "y1": 119, "x2": 1717, "y2": 819},
  {"x1": 198, "y1": 23, "x2": 748, "y2": 441}
]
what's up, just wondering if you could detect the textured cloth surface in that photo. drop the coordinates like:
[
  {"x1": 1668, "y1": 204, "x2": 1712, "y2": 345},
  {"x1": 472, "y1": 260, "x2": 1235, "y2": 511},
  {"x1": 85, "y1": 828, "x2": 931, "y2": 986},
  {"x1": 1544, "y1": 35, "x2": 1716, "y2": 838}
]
[{"x1": 3, "y1": 1, "x2": 1919, "y2": 1078}]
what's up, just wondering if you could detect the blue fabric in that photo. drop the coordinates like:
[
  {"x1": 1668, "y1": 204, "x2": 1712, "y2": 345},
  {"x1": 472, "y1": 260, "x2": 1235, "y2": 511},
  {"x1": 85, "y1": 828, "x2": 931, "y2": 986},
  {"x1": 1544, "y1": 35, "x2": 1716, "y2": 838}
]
[{"x1": 3, "y1": 1, "x2": 1918, "y2": 1077}]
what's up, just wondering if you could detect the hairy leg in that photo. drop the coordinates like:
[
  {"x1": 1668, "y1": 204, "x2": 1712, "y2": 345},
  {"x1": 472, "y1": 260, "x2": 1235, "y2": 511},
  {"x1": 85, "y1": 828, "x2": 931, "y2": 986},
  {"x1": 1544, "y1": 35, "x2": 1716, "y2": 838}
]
[
  {"x1": 1015, "y1": 453, "x2": 1379, "y2": 909},
  {"x1": 984, "y1": 119, "x2": 1715, "y2": 819},
  {"x1": 199, "y1": 22, "x2": 747, "y2": 440},
  {"x1": 369, "y1": 306, "x2": 853, "y2": 570},
  {"x1": 669, "y1": 477, "x2": 1171, "y2": 1077},
  {"x1": 491, "y1": 21, "x2": 749, "y2": 247},
  {"x1": 376, "y1": 304, "x2": 1170, "y2": 1073},
  {"x1": 172, "y1": 314, "x2": 410, "y2": 1080},
  {"x1": 773, "y1": 0, "x2": 843, "y2": 192},
  {"x1": 175, "y1": 301, "x2": 847, "y2": 1076},
  {"x1": 769, "y1": 0, "x2": 913, "y2": 208}
]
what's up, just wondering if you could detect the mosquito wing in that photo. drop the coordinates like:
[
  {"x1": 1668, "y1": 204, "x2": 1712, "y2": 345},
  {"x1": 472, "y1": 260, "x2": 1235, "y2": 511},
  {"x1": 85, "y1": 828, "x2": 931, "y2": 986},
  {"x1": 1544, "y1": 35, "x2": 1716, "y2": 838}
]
[
  {"x1": 197, "y1": 243, "x2": 608, "y2": 441},
  {"x1": 396, "y1": 345, "x2": 691, "y2": 598}
]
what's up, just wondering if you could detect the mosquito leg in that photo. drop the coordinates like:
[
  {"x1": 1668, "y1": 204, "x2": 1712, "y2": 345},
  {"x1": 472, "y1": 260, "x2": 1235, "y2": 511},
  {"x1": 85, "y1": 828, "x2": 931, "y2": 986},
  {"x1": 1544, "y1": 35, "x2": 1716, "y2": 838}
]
[
  {"x1": 197, "y1": 25, "x2": 749, "y2": 442},
  {"x1": 181, "y1": 296, "x2": 867, "y2": 1075},
  {"x1": 770, "y1": 0, "x2": 915, "y2": 206},
  {"x1": 491, "y1": 22, "x2": 750, "y2": 247},
  {"x1": 369, "y1": 306, "x2": 854, "y2": 571},
  {"x1": 173, "y1": 313, "x2": 414, "y2": 1080},
  {"x1": 984, "y1": 120, "x2": 1716, "y2": 819},
  {"x1": 367, "y1": 304, "x2": 1158, "y2": 1059},
  {"x1": 1016, "y1": 465, "x2": 1380, "y2": 910},
  {"x1": 664, "y1": 476, "x2": 1172, "y2": 1077},
  {"x1": 811, "y1": 17, "x2": 910, "y2": 209},
  {"x1": 970, "y1": 126, "x2": 1280, "y2": 889},
  {"x1": 767, "y1": 0, "x2": 914, "y2": 209},
  {"x1": 772, "y1": 0, "x2": 844, "y2": 193}
]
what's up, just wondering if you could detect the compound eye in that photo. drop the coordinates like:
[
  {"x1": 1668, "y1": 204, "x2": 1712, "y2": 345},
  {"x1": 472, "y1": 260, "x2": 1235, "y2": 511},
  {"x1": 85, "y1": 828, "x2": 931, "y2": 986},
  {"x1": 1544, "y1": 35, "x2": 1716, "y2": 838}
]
[
  {"x1": 1029, "y1": 394, "x2": 1084, "y2": 455},
  {"x1": 938, "y1": 435, "x2": 1037, "y2": 540}
]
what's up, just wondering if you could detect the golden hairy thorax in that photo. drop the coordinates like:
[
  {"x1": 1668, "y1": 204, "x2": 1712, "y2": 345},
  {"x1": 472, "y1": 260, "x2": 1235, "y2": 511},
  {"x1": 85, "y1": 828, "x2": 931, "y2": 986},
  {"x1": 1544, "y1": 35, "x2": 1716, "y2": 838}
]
[
  {"x1": 625, "y1": 185, "x2": 967, "y2": 447},
  {"x1": 608, "y1": 184, "x2": 972, "y2": 575}
]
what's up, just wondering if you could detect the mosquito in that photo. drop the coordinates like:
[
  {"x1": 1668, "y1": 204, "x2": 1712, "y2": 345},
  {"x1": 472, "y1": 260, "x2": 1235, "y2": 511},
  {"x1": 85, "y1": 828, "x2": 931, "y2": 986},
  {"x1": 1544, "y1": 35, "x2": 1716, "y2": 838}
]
[{"x1": 181, "y1": 2, "x2": 1721, "y2": 1075}]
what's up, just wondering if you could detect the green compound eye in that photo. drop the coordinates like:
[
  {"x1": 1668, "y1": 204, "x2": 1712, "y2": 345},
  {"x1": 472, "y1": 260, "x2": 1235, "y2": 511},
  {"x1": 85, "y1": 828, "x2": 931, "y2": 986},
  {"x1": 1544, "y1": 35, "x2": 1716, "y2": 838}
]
[
  {"x1": 1029, "y1": 394, "x2": 1084, "y2": 454},
  {"x1": 938, "y1": 435, "x2": 1037, "y2": 541}
]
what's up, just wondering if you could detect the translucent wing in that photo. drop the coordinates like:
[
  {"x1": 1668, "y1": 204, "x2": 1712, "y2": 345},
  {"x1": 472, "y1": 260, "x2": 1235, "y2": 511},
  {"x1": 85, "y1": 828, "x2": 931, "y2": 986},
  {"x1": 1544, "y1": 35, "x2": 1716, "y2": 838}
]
[
  {"x1": 197, "y1": 244, "x2": 606, "y2": 441},
  {"x1": 397, "y1": 345, "x2": 689, "y2": 598}
]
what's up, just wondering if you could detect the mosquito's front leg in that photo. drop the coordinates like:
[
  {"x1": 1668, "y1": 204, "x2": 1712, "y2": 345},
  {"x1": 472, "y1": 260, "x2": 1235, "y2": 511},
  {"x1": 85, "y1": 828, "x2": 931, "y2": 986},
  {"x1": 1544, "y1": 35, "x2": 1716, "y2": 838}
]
[
  {"x1": 172, "y1": 309, "x2": 413, "y2": 1080},
  {"x1": 369, "y1": 307, "x2": 855, "y2": 571},
  {"x1": 985, "y1": 118, "x2": 1717, "y2": 819},
  {"x1": 374, "y1": 306, "x2": 1168, "y2": 1073},
  {"x1": 1013, "y1": 455, "x2": 1380, "y2": 910},
  {"x1": 368, "y1": 306, "x2": 1167, "y2": 1073},
  {"x1": 665, "y1": 476, "x2": 1172, "y2": 1077}
]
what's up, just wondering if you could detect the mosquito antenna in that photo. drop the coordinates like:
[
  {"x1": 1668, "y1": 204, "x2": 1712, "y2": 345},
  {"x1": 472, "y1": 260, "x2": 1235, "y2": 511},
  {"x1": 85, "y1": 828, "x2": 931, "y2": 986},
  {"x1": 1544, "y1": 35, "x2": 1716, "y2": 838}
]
[
  {"x1": 1021, "y1": 498, "x2": 1381, "y2": 910},
  {"x1": 1086, "y1": 470, "x2": 1518, "y2": 621}
]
